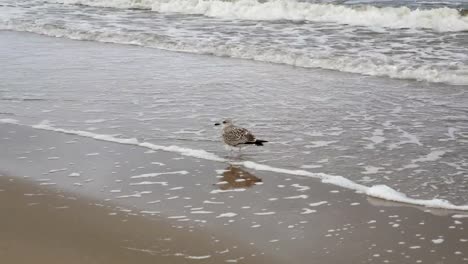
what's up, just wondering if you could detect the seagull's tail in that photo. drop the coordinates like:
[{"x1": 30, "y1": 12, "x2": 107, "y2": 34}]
[{"x1": 245, "y1": 139, "x2": 268, "y2": 146}]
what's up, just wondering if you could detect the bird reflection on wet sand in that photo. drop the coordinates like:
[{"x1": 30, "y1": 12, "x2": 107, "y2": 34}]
[{"x1": 218, "y1": 166, "x2": 262, "y2": 190}]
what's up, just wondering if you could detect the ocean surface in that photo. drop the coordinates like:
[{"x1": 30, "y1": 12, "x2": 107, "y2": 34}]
[
  {"x1": 0, "y1": 0, "x2": 468, "y2": 208},
  {"x1": 1, "y1": 0, "x2": 468, "y2": 84}
]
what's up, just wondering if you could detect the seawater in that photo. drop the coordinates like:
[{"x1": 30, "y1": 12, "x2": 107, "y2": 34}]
[
  {"x1": 0, "y1": 0, "x2": 467, "y2": 207},
  {"x1": 1, "y1": 0, "x2": 467, "y2": 84}
]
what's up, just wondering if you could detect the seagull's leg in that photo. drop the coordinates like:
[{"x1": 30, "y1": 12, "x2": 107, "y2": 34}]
[{"x1": 225, "y1": 144, "x2": 233, "y2": 156}]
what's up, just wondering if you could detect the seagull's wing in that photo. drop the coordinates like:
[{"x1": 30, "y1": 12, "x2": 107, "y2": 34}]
[
  {"x1": 233, "y1": 127, "x2": 256, "y2": 143},
  {"x1": 224, "y1": 126, "x2": 256, "y2": 145}
]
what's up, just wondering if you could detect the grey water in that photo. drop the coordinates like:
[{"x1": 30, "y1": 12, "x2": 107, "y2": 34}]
[
  {"x1": 1, "y1": 29, "x2": 467, "y2": 205},
  {"x1": 1, "y1": 0, "x2": 468, "y2": 84}
]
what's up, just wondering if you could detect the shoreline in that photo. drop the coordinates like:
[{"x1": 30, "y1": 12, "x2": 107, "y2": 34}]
[
  {"x1": 2, "y1": 122, "x2": 468, "y2": 263},
  {"x1": 3, "y1": 118, "x2": 468, "y2": 212},
  {"x1": 1, "y1": 30, "x2": 467, "y2": 207}
]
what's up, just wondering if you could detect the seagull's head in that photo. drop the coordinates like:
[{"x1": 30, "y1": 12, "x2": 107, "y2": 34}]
[{"x1": 214, "y1": 119, "x2": 233, "y2": 127}]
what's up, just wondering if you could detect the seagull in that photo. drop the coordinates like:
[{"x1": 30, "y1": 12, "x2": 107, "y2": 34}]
[{"x1": 214, "y1": 119, "x2": 268, "y2": 149}]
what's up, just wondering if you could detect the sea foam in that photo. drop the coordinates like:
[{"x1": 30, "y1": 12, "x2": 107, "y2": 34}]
[
  {"x1": 0, "y1": 118, "x2": 19, "y2": 124},
  {"x1": 48, "y1": 0, "x2": 468, "y2": 32},
  {"x1": 3, "y1": 119, "x2": 468, "y2": 211},
  {"x1": 2, "y1": 21, "x2": 466, "y2": 86}
]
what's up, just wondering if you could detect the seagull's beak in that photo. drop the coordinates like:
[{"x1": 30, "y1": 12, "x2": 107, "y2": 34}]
[{"x1": 214, "y1": 123, "x2": 221, "y2": 126}]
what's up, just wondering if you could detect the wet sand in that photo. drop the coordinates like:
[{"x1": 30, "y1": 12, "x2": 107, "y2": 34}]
[
  {"x1": 0, "y1": 176, "x2": 260, "y2": 264},
  {"x1": 1, "y1": 123, "x2": 467, "y2": 263}
]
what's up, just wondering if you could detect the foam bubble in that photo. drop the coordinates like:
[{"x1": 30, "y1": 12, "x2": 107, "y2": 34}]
[
  {"x1": 216, "y1": 212, "x2": 238, "y2": 218},
  {"x1": 185, "y1": 255, "x2": 211, "y2": 260},
  {"x1": 131, "y1": 171, "x2": 188, "y2": 179},
  {"x1": 309, "y1": 201, "x2": 328, "y2": 207},
  {"x1": 254, "y1": 211, "x2": 276, "y2": 215},
  {"x1": 300, "y1": 208, "x2": 317, "y2": 214}
]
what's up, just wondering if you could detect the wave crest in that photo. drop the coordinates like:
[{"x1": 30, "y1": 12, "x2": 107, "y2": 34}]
[
  {"x1": 50, "y1": 0, "x2": 468, "y2": 32},
  {"x1": 2, "y1": 21, "x2": 467, "y2": 85}
]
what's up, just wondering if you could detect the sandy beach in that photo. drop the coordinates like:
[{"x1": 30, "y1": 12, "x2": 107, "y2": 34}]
[
  {"x1": 1, "y1": 122, "x2": 467, "y2": 263},
  {"x1": 1, "y1": 26, "x2": 468, "y2": 264},
  {"x1": 0, "y1": 175, "x2": 263, "y2": 264}
]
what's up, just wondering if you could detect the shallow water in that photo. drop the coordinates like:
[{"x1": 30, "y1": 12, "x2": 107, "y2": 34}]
[
  {"x1": 1, "y1": 0, "x2": 468, "y2": 84},
  {"x1": 1, "y1": 31, "x2": 467, "y2": 205},
  {"x1": 2, "y1": 121, "x2": 468, "y2": 264}
]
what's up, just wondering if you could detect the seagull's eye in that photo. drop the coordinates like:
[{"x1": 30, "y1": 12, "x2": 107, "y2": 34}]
[{"x1": 222, "y1": 121, "x2": 226, "y2": 124}]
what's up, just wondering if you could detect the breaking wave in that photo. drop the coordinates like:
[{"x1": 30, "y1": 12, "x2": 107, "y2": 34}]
[
  {"x1": 1, "y1": 22, "x2": 467, "y2": 85},
  {"x1": 49, "y1": 0, "x2": 468, "y2": 32}
]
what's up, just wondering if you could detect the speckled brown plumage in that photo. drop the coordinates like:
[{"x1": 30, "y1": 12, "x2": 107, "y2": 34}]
[{"x1": 219, "y1": 119, "x2": 267, "y2": 147}]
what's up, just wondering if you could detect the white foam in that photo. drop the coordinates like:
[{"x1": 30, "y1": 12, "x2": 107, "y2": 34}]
[
  {"x1": 300, "y1": 164, "x2": 322, "y2": 169},
  {"x1": 6, "y1": 120, "x2": 468, "y2": 211},
  {"x1": 131, "y1": 171, "x2": 188, "y2": 179},
  {"x1": 48, "y1": 168, "x2": 68, "y2": 174},
  {"x1": 130, "y1": 181, "x2": 168, "y2": 186},
  {"x1": 210, "y1": 188, "x2": 246, "y2": 194},
  {"x1": 362, "y1": 165, "x2": 384, "y2": 174},
  {"x1": 47, "y1": 0, "x2": 468, "y2": 32},
  {"x1": 39, "y1": 182, "x2": 57, "y2": 186},
  {"x1": 3, "y1": 21, "x2": 466, "y2": 85},
  {"x1": 300, "y1": 208, "x2": 317, "y2": 214},
  {"x1": 139, "y1": 142, "x2": 225, "y2": 162},
  {"x1": 33, "y1": 121, "x2": 139, "y2": 145},
  {"x1": 185, "y1": 255, "x2": 211, "y2": 260},
  {"x1": 216, "y1": 212, "x2": 237, "y2": 218},
  {"x1": 291, "y1": 183, "x2": 310, "y2": 192},
  {"x1": 203, "y1": 200, "x2": 224, "y2": 204},
  {"x1": 167, "y1": 215, "x2": 187, "y2": 219},
  {"x1": 0, "y1": 118, "x2": 19, "y2": 124},
  {"x1": 452, "y1": 214, "x2": 468, "y2": 219},
  {"x1": 140, "y1": 210, "x2": 160, "y2": 214},
  {"x1": 411, "y1": 150, "x2": 447, "y2": 163},
  {"x1": 254, "y1": 211, "x2": 276, "y2": 215},
  {"x1": 283, "y1": 195, "x2": 308, "y2": 199},
  {"x1": 309, "y1": 201, "x2": 328, "y2": 207},
  {"x1": 366, "y1": 185, "x2": 468, "y2": 211},
  {"x1": 190, "y1": 210, "x2": 213, "y2": 214},
  {"x1": 117, "y1": 191, "x2": 152, "y2": 198}
]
